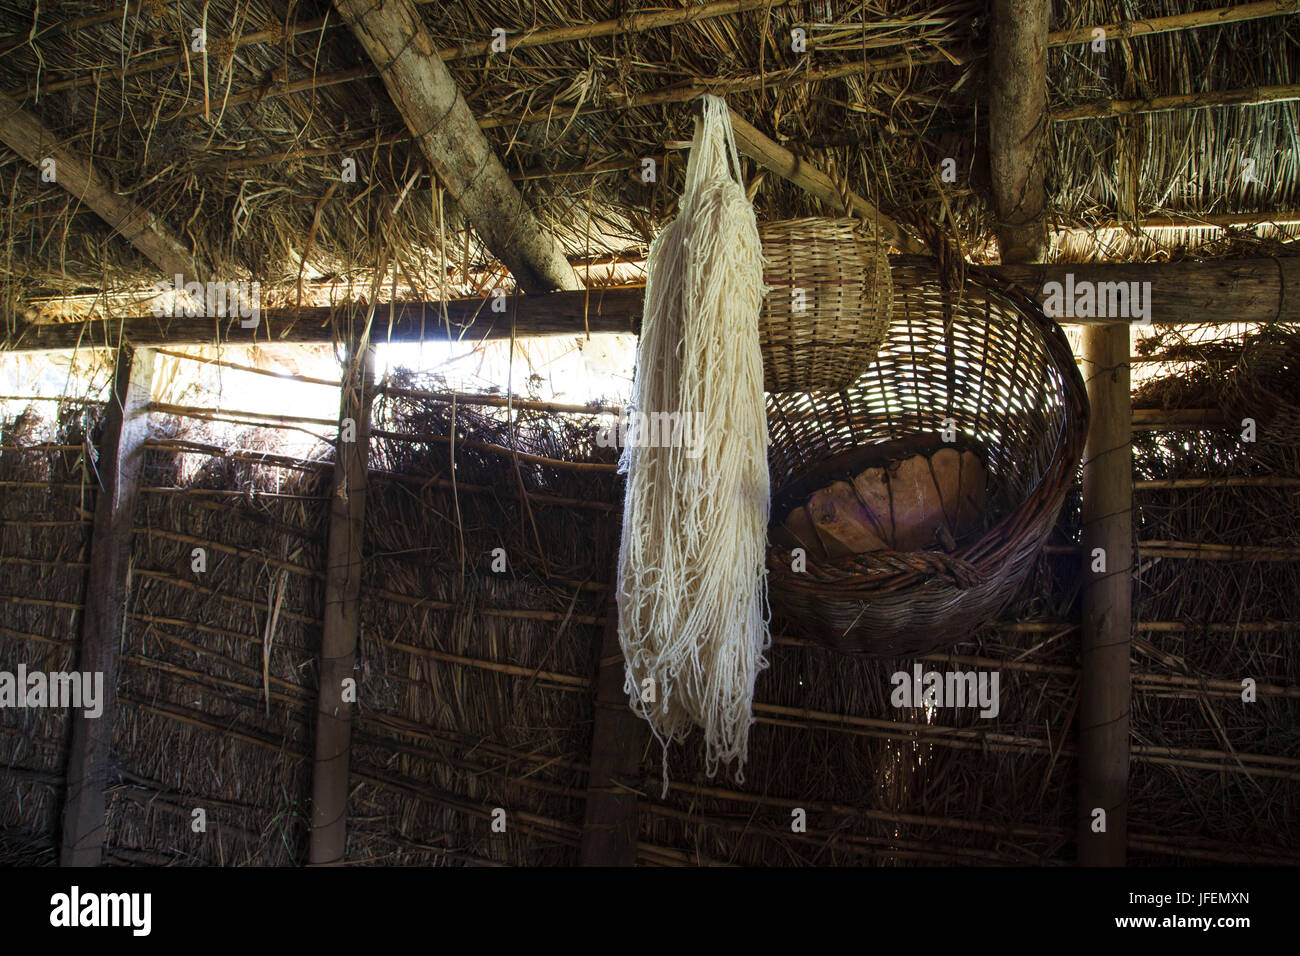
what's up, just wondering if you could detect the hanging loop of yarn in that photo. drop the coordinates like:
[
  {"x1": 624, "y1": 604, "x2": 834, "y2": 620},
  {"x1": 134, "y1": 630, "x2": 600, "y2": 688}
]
[{"x1": 616, "y1": 95, "x2": 772, "y2": 794}]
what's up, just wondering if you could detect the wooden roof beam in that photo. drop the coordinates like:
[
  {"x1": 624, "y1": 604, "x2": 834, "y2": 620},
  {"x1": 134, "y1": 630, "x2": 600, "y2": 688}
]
[
  {"x1": 0, "y1": 90, "x2": 200, "y2": 284},
  {"x1": 6, "y1": 257, "x2": 1298, "y2": 353},
  {"x1": 727, "y1": 108, "x2": 924, "y2": 254},
  {"x1": 988, "y1": 0, "x2": 1049, "y2": 263},
  {"x1": 332, "y1": 0, "x2": 580, "y2": 295}
]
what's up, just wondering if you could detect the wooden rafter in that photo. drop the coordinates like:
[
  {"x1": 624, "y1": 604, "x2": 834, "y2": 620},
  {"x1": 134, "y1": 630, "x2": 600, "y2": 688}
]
[
  {"x1": 988, "y1": 0, "x2": 1049, "y2": 263},
  {"x1": 727, "y1": 108, "x2": 923, "y2": 254},
  {"x1": 0, "y1": 91, "x2": 199, "y2": 282},
  {"x1": 332, "y1": 0, "x2": 580, "y2": 295}
]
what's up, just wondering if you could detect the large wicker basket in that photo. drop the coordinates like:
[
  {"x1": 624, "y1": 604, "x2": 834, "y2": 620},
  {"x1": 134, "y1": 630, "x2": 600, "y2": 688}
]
[
  {"x1": 759, "y1": 218, "x2": 893, "y2": 392},
  {"x1": 765, "y1": 261, "x2": 1089, "y2": 657}
]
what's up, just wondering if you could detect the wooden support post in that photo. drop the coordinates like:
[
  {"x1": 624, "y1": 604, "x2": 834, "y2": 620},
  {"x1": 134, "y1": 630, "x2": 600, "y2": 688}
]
[
  {"x1": 60, "y1": 346, "x2": 155, "y2": 866},
  {"x1": 333, "y1": 0, "x2": 580, "y2": 294},
  {"x1": 307, "y1": 346, "x2": 374, "y2": 865},
  {"x1": 1078, "y1": 323, "x2": 1132, "y2": 866},
  {"x1": 579, "y1": 568, "x2": 645, "y2": 865},
  {"x1": 989, "y1": 0, "x2": 1049, "y2": 263}
]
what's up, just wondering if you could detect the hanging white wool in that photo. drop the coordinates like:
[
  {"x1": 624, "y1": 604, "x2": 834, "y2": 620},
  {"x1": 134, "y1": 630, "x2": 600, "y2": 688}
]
[{"x1": 616, "y1": 95, "x2": 771, "y2": 791}]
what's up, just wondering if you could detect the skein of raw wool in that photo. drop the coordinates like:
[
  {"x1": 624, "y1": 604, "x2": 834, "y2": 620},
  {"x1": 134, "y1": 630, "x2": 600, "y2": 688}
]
[{"x1": 616, "y1": 95, "x2": 771, "y2": 793}]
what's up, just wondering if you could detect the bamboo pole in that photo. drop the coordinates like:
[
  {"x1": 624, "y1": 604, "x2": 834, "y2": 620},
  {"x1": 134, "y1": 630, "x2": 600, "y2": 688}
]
[
  {"x1": 1066, "y1": 209, "x2": 1300, "y2": 231},
  {"x1": 1043, "y1": 541, "x2": 1300, "y2": 561},
  {"x1": 989, "y1": 0, "x2": 1049, "y2": 263},
  {"x1": 307, "y1": 346, "x2": 375, "y2": 866},
  {"x1": 1050, "y1": 1, "x2": 1299, "y2": 46},
  {"x1": 1130, "y1": 408, "x2": 1227, "y2": 429},
  {"x1": 1053, "y1": 84, "x2": 1300, "y2": 121},
  {"x1": 1078, "y1": 323, "x2": 1132, "y2": 866},
  {"x1": 1144, "y1": 467, "x2": 1300, "y2": 488},
  {"x1": 150, "y1": 400, "x2": 336, "y2": 428},
  {"x1": 59, "y1": 346, "x2": 156, "y2": 867},
  {"x1": 1139, "y1": 542, "x2": 1300, "y2": 561},
  {"x1": 439, "y1": 0, "x2": 798, "y2": 59},
  {"x1": 154, "y1": 349, "x2": 343, "y2": 388}
]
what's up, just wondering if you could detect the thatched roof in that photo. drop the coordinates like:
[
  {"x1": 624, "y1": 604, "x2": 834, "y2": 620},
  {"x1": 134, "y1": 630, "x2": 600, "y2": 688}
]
[{"x1": 0, "y1": 0, "x2": 1296, "y2": 314}]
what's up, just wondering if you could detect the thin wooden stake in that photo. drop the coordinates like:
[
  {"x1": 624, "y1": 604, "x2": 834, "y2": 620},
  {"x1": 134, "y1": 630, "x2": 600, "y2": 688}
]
[{"x1": 579, "y1": 564, "x2": 645, "y2": 866}]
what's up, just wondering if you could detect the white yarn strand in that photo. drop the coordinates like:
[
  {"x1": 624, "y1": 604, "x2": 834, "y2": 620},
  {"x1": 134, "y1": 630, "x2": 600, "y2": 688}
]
[{"x1": 616, "y1": 96, "x2": 771, "y2": 792}]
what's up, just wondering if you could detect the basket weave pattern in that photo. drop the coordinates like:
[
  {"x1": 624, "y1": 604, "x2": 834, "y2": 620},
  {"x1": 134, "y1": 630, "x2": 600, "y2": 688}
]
[
  {"x1": 758, "y1": 218, "x2": 893, "y2": 393},
  {"x1": 765, "y1": 262, "x2": 1089, "y2": 656}
]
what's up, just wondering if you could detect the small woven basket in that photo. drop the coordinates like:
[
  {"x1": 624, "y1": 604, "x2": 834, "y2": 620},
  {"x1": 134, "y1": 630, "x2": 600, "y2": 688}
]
[
  {"x1": 758, "y1": 218, "x2": 893, "y2": 393},
  {"x1": 765, "y1": 261, "x2": 1089, "y2": 657}
]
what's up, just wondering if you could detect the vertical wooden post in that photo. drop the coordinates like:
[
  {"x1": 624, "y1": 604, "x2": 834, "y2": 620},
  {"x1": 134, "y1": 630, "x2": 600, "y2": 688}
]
[
  {"x1": 579, "y1": 567, "x2": 644, "y2": 866},
  {"x1": 308, "y1": 345, "x2": 374, "y2": 865},
  {"x1": 989, "y1": 0, "x2": 1050, "y2": 263},
  {"x1": 60, "y1": 346, "x2": 155, "y2": 866},
  {"x1": 1078, "y1": 323, "x2": 1132, "y2": 866}
]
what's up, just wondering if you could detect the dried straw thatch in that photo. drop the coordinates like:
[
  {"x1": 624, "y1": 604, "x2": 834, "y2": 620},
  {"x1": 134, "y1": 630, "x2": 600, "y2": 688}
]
[
  {"x1": 0, "y1": 404, "x2": 101, "y2": 864},
  {"x1": 0, "y1": 0, "x2": 1295, "y2": 321}
]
